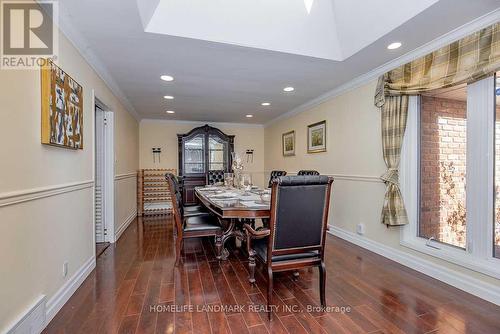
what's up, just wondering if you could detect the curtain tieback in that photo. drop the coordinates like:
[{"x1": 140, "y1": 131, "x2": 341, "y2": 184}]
[{"x1": 381, "y1": 168, "x2": 399, "y2": 185}]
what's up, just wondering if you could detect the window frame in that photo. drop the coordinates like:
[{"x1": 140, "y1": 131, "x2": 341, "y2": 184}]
[{"x1": 400, "y1": 76, "x2": 500, "y2": 279}]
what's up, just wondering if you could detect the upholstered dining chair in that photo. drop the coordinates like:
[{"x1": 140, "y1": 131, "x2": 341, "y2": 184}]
[
  {"x1": 297, "y1": 170, "x2": 320, "y2": 176},
  {"x1": 207, "y1": 170, "x2": 225, "y2": 185},
  {"x1": 244, "y1": 175, "x2": 334, "y2": 320},
  {"x1": 166, "y1": 174, "x2": 222, "y2": 265},
  {"x1": 268, "y1": 170, "x2": 287, "y2": 188},
  {"x1": 166, "y1": 173, "x2": 208, "y2": 217}
]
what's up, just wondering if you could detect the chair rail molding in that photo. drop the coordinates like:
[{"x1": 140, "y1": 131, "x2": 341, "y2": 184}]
[
  {"x1": 0, "y1": 180, "x2": 94, "y2": 208},
  {"x1": 114, "y1": 172, "x2": 138, "y2": 181},
  {"x1": 263, "y1": 171, "x2": 383, "y2": 184},
  {"x1": 328, "y1": 225, "x2": 500, "y2": 307}
]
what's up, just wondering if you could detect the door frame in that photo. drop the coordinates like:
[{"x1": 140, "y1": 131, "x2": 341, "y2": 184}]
[{"x1": 92, "y1": 90, "x2": 115, "y2": 246}]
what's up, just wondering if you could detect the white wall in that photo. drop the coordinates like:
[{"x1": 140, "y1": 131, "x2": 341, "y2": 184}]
[
  {"x1": 264, "y1": 80, "x2": 500, "y2": 291},
  {"x1": 0, "y1": 7, "x2": 139, "y2": 331},
  {"x1": 139, "y1": 120, "x2": 265, "y2": 187}
]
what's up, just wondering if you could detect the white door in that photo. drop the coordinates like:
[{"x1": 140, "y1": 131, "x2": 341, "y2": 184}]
[{"x1": 95, "y1": 106, "x2": 106, "y2": 242}]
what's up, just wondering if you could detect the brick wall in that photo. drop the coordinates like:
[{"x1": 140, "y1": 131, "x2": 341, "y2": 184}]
[
  {"x1": 420, "y1": 95, "x2": 500, "y2": 251},
  {"x1": 420, "y1": 96, "x2": 467, "y2": 248}
]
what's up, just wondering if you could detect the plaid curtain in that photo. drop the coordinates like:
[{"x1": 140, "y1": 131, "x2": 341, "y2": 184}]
[
  {"x1": 375, "y1": 22, "x2": 500, "y2": 108},
  {"x1": 380, "y1": 96, "x2": 409, "y2": 226},
  {"x1": 374, "y1": 22, "x2": 500, "y2": 226}
]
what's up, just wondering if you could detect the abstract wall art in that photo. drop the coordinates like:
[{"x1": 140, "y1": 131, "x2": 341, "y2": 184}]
[{"x1": 41, "y1": 59, "x2": 83, "y2": 149}]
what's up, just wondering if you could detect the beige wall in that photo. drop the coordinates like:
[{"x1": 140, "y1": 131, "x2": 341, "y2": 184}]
[
  {"x1": 264, "y1": 80, "x2": 500, "y2": 287},
  {"x1": 0, "y1": 9, "x2": 139, "y2": 331},
  {"x1": 140, "y1": 120, "x2": 266, "y2": 187}
]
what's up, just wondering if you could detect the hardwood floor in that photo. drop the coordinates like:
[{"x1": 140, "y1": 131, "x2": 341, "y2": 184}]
[
  {"x1": 96, "y1": 242, "x2": 111, "y2": 258},
  {"x1": 44, "y1": 216, "x2": 500, "y2": 334}
]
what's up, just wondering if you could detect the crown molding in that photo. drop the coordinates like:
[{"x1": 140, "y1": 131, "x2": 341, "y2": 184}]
[
  {"x1": 140, "y1": 118, "x2": 264, "y2": 128},
  {"x1": 264, "y1": 8, "x2": 500, "y2": 128},
  {"x1": 47, "y1": 1, "x2": 141, "y2": 122}
]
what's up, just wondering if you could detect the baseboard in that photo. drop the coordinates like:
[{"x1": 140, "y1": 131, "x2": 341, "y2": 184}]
[
  {"x1": 3, "y1": 296, "x2": 46, "y2": 334},
  {"x1": 44, "y1": 256, "x2": 96, "y2": 326},
  {"x1": 114, "y1": 209, "x2": 137, "y2": 242},
  {"x1": 328, "y1": 225, "x2": 500, "y2": 306}
]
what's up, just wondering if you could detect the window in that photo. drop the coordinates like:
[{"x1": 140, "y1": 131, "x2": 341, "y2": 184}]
[
  {"x1": 400, "y1": 75, "x2": 500, "y2": 278},
  {"x1": 495, "y1": 75, "x2": 500, "y2": 259},
  {"x1": 419, "y1": 85, "x2": 467, "y2": 249}
]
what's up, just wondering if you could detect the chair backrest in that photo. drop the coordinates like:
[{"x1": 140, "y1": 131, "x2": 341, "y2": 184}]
[
  {"x1": 297, "y1": 170, "x2": 320, "y2": 176},
  {"x1": 268, "y1": 175, "x2": 333, "y2": 261},
  {"x1": 165, "y1": 173, "x2": 184, "y2": 234},
  {"x1": 207, "y1": 170, "x2": 225, "y2": 185},
  {"x1": 268, "y1": 170, "x2": 287, "y2": 188}
]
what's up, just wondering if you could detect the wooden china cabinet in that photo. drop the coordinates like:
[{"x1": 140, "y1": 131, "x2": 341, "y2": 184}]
[{"x1": 177, "y1": 124, "x2": 234, "y2": 205}]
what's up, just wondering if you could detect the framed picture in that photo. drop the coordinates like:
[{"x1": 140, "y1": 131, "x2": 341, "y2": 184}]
[
  {"x1": 282, "y1": 130, "x2": 295, "y2": 156},
  {"x1": 307, "y1": 120, "x2": 326, "y2": 153},
  {"x1": 41, "y1": 59, "x2": 83, "y2": 149}
]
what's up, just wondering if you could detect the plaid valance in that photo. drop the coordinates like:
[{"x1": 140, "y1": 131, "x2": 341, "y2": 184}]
[{"x1": 375, "y1": 22, "x2": 500, "y2": 107}]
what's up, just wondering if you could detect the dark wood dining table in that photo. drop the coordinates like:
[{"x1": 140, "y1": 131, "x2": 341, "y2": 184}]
[{"x1": 195, "y1": 186, "x2": 270, "y2": 261}]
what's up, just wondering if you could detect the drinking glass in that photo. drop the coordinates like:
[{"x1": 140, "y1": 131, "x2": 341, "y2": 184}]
[
  {"x1": 241, "y1": 173, "x2": 252, "y2": 192},
  {"x1": 224, "y1": 173, "x2": 234, "y2": 188}
]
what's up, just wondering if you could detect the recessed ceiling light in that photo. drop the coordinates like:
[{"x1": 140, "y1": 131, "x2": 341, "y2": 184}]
[
  {"x1": 246, "y1": 114, "x2": 253, "y2": 118},
  {"x1": 163, "y1": 95, "x2": 174, "y2": 100},
  {"x1": 261, "y1": 102, "x2": 271, "y2": 106},
  {"x1": 387, "y1": 42, "x2": 402, "y2": 50},
  {"x1": 160, "y1": 75, "x2": 174, "y2": 81},
  {"x1": 283, "y1": 86, "x2": 294, "y2": 92},
  {"x1": 166, "y1": 110, "x2": 175, "y2": 114}
]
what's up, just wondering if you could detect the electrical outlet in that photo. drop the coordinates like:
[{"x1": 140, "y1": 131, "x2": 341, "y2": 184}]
[
  {"x1": 356, "y1": 223, "x2": 365, "y2": 235},
  {"x1": 62, "y1": 262, "x2": 68, "y2": 278}
]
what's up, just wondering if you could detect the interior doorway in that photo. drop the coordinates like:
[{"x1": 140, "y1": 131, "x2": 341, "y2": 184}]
[{"x1": 94, "y1": 97, "x2": 115, "y2": 257}]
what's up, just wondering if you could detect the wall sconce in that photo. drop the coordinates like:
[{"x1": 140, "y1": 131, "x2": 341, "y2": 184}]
[
  {"x1": 152, "y1": 147, "x2": 162, "y2": 163},
  {"x1": 246, "y1": 149, "x2": 254, "y2": 163}
]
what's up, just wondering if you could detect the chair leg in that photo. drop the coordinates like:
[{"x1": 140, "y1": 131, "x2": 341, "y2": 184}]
[
  {"x1": 318, "y1": 261, "x2": 326, "y2": 307},
  {"x1": 175, "y1": 236, "x2": 183, "y2": 266},
  {"x1": 215, "y1": 233, "x2": 223, "y2": 260},
  {"x1": 247, "y1": 249, "x2": 256, "y2": 284},
  {"x1": 267, "y1": 267, "x2": 273, "y2": 321}
]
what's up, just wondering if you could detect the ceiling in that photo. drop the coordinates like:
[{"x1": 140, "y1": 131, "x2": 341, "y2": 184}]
[{"x1": 57, "y1": 0, "x2": 500, "y2": 124}]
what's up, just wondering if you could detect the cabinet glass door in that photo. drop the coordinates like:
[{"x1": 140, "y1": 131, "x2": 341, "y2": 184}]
[
  {"x1": 209, "y1": 134, "x2": 228, "y2": 171},
  {"x1": 183, "y1": 134, "x2": 205, "y2": 174}
]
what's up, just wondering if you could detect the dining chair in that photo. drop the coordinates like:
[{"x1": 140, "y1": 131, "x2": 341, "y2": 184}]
[
  {"x1": 166, "y1": 174, "x2": 223, "y2": 265},
  {"x1": 244, "y1": 175, "x2": 333, "y2": 320},
  {"x1": 166, "y1": 173, "x2": 208, "y2": 217},
  {"x1": 207, "y1": 170, "x2": 225, "y2": 185},
  {"x1": 268, "y1": 170, "x2": 287, "y2": 188},
  {"x1": 297, "y1": 170, "x2": 320, "y2": 176}
]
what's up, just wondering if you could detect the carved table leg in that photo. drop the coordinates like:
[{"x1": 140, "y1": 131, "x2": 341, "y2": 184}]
[
  {"x1": 245, "y1": 226, "x2": 257, "y2": 284},
  {"x1": 220, "y1": 219, "x2": 236, "y2": 260}
]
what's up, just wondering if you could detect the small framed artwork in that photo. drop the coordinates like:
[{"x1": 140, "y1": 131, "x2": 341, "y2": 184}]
[
  {"x1": 307, "y1": 120, "x2": 326, "y2": 153},
  {"x1": 41, "y1": 59, "x2": 83, "y2": 149},
  {"x1": 282, "y1": 130, "x2": 295, "y2": 156}
]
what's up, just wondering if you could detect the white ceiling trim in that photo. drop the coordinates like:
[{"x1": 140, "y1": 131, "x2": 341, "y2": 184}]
[
  {"x1": 140, "y1": 118, "x2": 264, "y2": 129},
  {"x1": 48, "y1": 1, "x2": 141, "y2": 121},
  {"x1": 264, "y1": 8, "x2": 500, "y2": 127}
]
